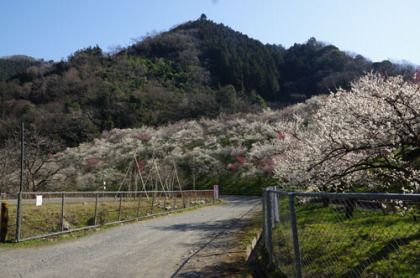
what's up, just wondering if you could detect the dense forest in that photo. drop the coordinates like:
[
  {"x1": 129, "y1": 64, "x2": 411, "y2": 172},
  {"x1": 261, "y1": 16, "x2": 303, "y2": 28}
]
[
  {"x1": 0, "y1": 55, "x2": 45, "y2": 82},
  {"x1": 0, "y1": 15, "x2": 417, "y2": 149}
]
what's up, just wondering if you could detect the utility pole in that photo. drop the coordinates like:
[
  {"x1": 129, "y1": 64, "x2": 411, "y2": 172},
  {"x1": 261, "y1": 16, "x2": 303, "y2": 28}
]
[{"x1": 16, "y1": 122, "x2": 24, "y2": 242}]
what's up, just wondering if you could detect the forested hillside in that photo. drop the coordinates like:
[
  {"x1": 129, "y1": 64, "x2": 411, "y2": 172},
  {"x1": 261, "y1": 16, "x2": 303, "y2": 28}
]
[
  {"x1": 0, "y1": 16, "x2": 416, "y2": 150},
  {"x1": 0, "y1": 55, "x2": 45, "y2": 82},
  {"x1": 1, "y1": 73, "x2": 418, "y2": 196}
]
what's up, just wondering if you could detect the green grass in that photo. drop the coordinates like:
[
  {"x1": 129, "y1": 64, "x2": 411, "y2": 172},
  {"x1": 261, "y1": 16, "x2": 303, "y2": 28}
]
[
  {"x1": 271, "y1": 198, "x2": 420, "y2": 277},
  {"x1": 198, "y1": 173, "x2": 277, "y2": 196},
  {"x1": 1, "y1": 193, "x2": 217, "y2": 244}
]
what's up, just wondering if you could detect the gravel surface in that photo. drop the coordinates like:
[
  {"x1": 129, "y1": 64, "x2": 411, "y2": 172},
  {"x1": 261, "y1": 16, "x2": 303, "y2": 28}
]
[{"x1": 0, "y1": 196, "x2": 261, "y2": 278}]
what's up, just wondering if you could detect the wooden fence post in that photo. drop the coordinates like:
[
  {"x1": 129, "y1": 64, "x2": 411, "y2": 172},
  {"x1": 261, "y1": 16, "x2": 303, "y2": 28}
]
[{"x1": 1, "y1": 201, "x2": 8, "y2": 242}]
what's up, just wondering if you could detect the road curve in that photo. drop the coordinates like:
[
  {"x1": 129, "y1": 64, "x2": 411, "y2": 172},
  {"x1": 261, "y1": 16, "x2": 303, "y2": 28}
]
[{"x1": 0, "y1": 196, "x2": 261, "y2": 278}]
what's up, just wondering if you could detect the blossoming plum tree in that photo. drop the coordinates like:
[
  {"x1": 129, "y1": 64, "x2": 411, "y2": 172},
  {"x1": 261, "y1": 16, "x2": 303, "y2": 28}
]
[
  {"x1": 11, "y1": 73, "x2": 417, "y2": 195},
  {"x1": 275, "y1": 73, "x2": 420, "y2": 193}
]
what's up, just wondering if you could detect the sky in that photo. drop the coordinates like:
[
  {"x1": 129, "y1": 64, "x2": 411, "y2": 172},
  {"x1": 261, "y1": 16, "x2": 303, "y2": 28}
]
[{"x1": 1, "y1": 0, "x2": 419, "y2": 65}]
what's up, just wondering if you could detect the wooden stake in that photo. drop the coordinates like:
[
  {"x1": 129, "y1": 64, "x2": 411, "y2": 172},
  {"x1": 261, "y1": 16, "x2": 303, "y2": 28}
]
[{"x1": 1, "y1": 202, "x2": 9, "y2": 242}]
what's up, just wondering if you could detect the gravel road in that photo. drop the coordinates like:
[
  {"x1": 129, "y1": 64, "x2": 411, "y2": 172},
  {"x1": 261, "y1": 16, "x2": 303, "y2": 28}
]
[{"x1": 0, "y1": 196, "x2": 261, "y2": 278}]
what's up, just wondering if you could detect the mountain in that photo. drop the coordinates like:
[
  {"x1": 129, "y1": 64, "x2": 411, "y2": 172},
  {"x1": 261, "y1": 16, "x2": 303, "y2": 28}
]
[
  {"x1": 0, "y1": 16, "x2": 415, "y2": 148},
  {"x1": 128, "y1": 17, "x2": 415, "y2": 102},
  {"x1": 0, "y1": 55, "x2": 46, "y2": 82}
]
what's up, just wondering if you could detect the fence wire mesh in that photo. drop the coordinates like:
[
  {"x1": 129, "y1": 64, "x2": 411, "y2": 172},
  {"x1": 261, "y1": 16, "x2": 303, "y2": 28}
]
[
  {"x1": 263, "y1": 188, "x2": 420, "y2": 278},
  {"x1": 1, "y1": 190, "x2": 215, "y2": 242}
]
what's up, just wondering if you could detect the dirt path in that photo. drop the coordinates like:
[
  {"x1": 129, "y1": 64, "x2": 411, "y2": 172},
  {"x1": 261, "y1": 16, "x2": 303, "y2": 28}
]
[{"x1": 0, "y1": 196, "x2": 261, "y2": 278}]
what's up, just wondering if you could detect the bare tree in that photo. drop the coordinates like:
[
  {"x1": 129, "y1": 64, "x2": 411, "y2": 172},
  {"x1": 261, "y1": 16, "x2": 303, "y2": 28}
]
[
  {"x1": 0, "y1": 139, "x2": 20, "y2": 193},
  {"x1": 23, "y1": 132, "x2": 64, "y2": 192},
  {"x1": 0, "y1": 129, "x2": 64, "y2": 193}
]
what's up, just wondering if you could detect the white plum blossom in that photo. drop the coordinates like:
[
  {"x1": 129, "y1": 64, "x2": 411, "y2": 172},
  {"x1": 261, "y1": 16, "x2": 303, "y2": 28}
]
[
  {"x1": 11, "y1": 73, "x2": 416, "y2": 195},
  {"x1": 274, "y1": 73, "x2": 420, "y2": 193}
]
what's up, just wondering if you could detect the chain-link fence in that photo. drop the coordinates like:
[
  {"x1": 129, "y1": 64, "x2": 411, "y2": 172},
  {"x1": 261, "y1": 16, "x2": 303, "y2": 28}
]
[
  {"x1": 262, "y1": 187, "x2": 420, "y2": 277},
  {"x1": 2, "y1": 190, "x2": 216, "y2": 242}
]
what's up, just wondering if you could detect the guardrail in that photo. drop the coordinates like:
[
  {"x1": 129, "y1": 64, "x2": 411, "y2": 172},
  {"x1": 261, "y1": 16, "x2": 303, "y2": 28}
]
[
  {"x1": 262, "y1": 186, "x2": 420, "y2": 277},
  {"x1": 2, "y1": 190, "x2": 217, "y2": 242}
]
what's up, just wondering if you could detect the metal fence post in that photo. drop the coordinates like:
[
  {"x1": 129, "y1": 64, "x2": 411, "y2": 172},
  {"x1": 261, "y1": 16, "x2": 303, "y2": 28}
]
[
  {"x1": 273, "y1": 186, "x2": 280, "y2": 222},
  {"x1": 194, "y1": 190, "x2": 197, "y2": 204},
  {"x1": 289, "y1": 193, "x2": 302, "y2": 278},
  {"x1": 61, "y1": 193, "x2": 65, "y2": 232},
  {"x1": 270, "y1": 189, "x2": 276, "y2": 227},
  {"x1": 262, "y1": 189, "x2": 267, "y2": 247},
  {"x1": 163, "y1": 194, "x2": 167, "y2": 210},
  {"x1": 173, "y1": 194, "x2": 176, "y2": 210},
  {"x1": 16, "y1": 123, "x2": 24, "y2": 242},
  {"x1": 151, "y1": 192, "x2": 156, "y2": 214},
  {"x1": 136, "y1": 192, "x2": 141, "y2": 219},
  {"x1": 15, "y1": 192, "x2": 22, "y2": 242},
  {"x1": 94, "y1": 193, "x2": 99, "y2": 225},
  {"x1": 118, "y1": 193, "x2": 123, "y2": 221},
  {"x1": 266, "y1": 190, "x2": 274, "y2": 267}
]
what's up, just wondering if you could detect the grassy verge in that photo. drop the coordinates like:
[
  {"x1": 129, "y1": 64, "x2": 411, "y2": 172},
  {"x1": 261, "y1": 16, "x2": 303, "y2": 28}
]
[
  {"x1": 236, "y1": 211, "x2": 263, "y2": 256},
  {"x1": 271, "y1": 197, "x2": 420, "y2": 277},
  {"x1": 216, "y1": 209, "x2": 263, "y2": 277},
  {"x1": 1, "y1": 195, "x2": 220, "y2": 247}
]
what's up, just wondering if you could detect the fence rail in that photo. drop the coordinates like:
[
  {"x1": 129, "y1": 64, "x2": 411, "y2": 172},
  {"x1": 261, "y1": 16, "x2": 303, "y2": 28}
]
[
  {"x1": 262, "y1": 187, "x2": 420, "y2": 278},
  {"x1": 1, "y1": 190, "x2": 216, "y2": 242}
]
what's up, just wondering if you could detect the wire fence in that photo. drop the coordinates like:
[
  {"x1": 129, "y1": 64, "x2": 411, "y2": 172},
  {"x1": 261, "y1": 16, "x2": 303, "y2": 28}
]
[
  {"x1": 2, "y1": 190, "x2": 216, "y2": 242},
  {"x1": 262, "y1": 186, "x2": 420, "y2": 278}
]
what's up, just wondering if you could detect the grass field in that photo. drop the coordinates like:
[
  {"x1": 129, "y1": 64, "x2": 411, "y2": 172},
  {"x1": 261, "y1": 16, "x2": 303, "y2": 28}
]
[
  {"x1": 2, "y1": 191, "x2": 215, "y2": 243},
  {"x1": 271, "y1": 196, "x2": 420, "y2": 277}
]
